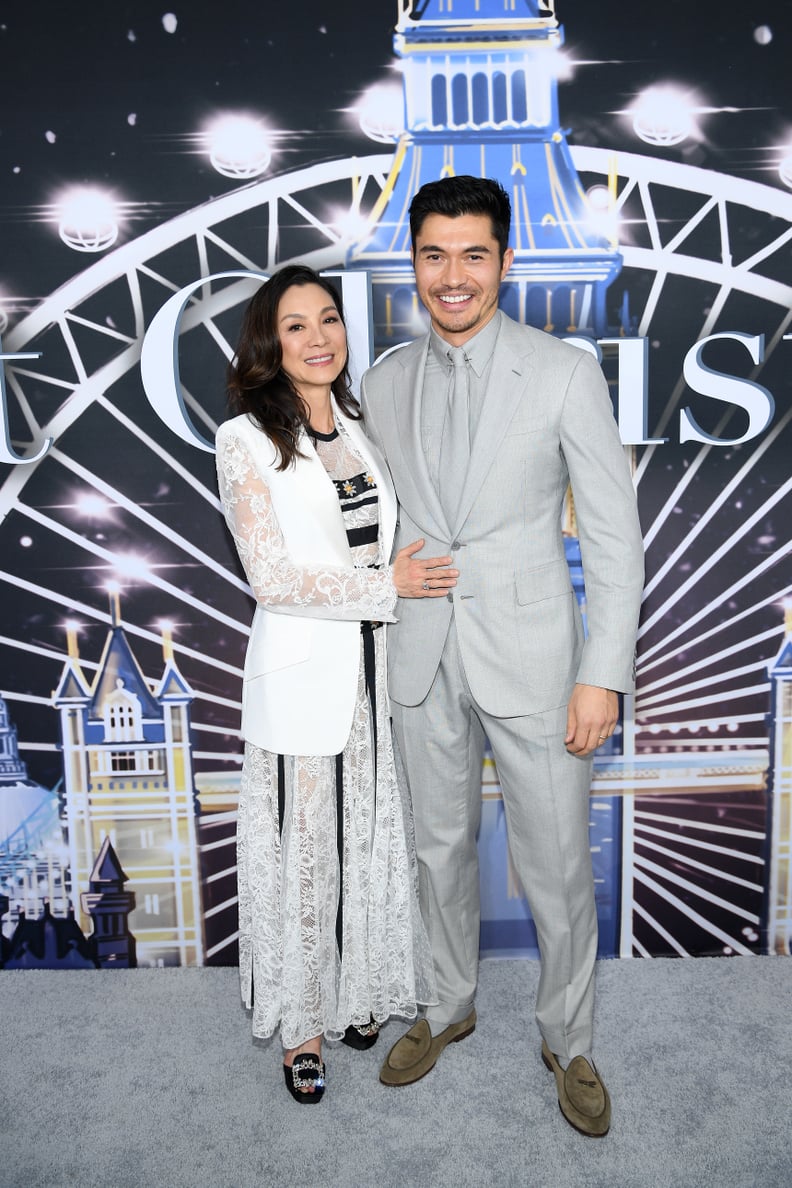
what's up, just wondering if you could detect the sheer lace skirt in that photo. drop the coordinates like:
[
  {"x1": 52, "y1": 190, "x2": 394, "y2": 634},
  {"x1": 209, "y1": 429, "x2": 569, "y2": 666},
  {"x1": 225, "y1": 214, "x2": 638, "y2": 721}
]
[{"x1": 237, "y1": 627, "x2": 436, "y2": 1048}]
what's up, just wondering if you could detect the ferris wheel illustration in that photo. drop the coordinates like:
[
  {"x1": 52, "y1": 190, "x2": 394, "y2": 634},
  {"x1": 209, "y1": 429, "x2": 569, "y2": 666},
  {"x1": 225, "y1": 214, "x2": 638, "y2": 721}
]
[{"x1": 2, "y1": 143, "x2": 791, "y2": 959}]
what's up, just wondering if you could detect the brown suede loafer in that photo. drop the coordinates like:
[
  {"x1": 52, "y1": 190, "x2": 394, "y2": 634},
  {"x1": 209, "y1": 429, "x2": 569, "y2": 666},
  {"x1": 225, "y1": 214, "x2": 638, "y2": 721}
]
[
  {"x1": 379, "y1": 1010, "x2": 477, "y2": 1086},
  {"x1": 541, "y1": 1041, "x2": 611, "y2": 1137}
]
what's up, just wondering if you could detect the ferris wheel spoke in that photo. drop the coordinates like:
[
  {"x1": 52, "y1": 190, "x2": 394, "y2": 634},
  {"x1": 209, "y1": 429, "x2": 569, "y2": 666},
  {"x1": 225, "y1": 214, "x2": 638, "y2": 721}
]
[
  {"x1": 0, "y1": 567, "x2": 245, "y2": 701},
  {"x1": 632, "y1": 866, "x2": 755, "y2": 954},
  {"x1": 739, "y1": 224, "x2": 792, "y2": 274},
  {"x1": 640, "y1": 626, "x2": 783, "y2": 694},
  {"x1": 636, "y1": 837, "x2": 763, "y2": 893},
  {"x1": 634, "y1": 816, "x2": 766, "y2": 856},
  {"x1": 632, "y1": 900, "x2": 690, "y2": 957},
  {"x1": 638, "y1": 659, "x2": 771, "y2": 710},
  {"x1": 640, "y1": 582, "x2": 792, "y2": 679},
  {"x1": 663, "y1": 194, "x2": 720, "y2": 255},
  {"x1": 639, "y1": 545, "x2": 789, "y2": 667},
  {"x1": 634, "y1": 854, "x2": 760, "y2": 925},
  {"x1": 47, "y1": 446, "x2": 249, "y2": 596},
  {"x1": 95, "y1": 396, "x2": 222, "y2": 511},
  {"x1": 15, "y1": 501, "x2": 250, "y2": 636},
  {"x1": 643, "y1": 404, "x2": 792, "y2": 593},
  {"x1": 640, "y1": 478, "x2": 792, "y2": 640},
  {"x1": 200, "y1": 314, "x2": 236, "y2": 364},
  {"x1": 202, "y1": 229, "x2": 263, "y2": 274},
  {"x1": 637, "y1": 684, "x2": 770, "y2": 721},
  {"x1": 64, "y1": 311, "x2": 137, "y2": 348}
]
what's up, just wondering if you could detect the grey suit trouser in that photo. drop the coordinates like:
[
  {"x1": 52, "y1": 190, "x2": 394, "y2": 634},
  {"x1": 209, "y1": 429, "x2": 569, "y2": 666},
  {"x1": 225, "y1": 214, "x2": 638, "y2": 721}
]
[{"x1": 391, "y1": 619, "x2": 598, "y2": 1061}]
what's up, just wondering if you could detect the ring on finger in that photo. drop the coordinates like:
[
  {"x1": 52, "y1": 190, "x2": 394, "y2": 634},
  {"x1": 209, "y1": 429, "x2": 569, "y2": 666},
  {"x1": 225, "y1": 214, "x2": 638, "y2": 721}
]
[{"x1": 422, "y1": 580, "x2": 430, "y2": 591}]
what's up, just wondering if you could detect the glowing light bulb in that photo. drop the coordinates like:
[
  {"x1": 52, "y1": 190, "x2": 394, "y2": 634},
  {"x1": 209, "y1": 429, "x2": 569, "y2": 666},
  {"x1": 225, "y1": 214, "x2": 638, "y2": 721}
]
[
  {"x1": 56, "y1": 187, "x2": 120, "y2": 252},
  {"x1": 75, "y1": 492, "x2": 112, "y2": 518},
  {"x1": 778, "y1": 152, "x2": 792, "y2": 189},
  {"x1": 631, "y1": 87, "x2": 695, "y2": 147},
  {"x1": 329, "y1": 206, "x2": 370, "y2": 242},
  {"x1": 357, "y1": 83, "x2": 404, "y2": 144},
  {"x1": 207, "y1": 116, "x2": 272, "y2": 179}
]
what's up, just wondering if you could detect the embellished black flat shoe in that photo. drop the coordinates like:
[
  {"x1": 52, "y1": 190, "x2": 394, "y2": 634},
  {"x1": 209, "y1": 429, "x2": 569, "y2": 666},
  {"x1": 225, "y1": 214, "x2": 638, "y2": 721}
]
[
  {"x1": 341, "y1": 1018, "x2": 380, "y2": 1050},
  {"x1": 283, "y1": 1054, "x2": 326, "y2": 1103}
]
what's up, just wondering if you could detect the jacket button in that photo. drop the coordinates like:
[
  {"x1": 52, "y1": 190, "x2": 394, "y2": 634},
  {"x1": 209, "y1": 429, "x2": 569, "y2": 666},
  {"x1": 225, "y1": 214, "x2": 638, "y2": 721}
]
[{"x1": 451, "y1": 540, "x2": 461, "y2": 549}]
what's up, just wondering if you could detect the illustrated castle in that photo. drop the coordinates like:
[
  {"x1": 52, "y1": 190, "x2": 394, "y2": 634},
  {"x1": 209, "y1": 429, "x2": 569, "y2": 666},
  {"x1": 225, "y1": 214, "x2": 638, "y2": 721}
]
[{"x1": 52, "y1": 592, "x2": 204, "y2": 966}]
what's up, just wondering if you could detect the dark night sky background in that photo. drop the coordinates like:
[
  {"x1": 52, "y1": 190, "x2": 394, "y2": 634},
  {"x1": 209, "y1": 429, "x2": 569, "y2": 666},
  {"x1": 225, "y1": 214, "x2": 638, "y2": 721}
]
[{"x1": 1, "y1": 1, "x2": 791, "y2": 316}]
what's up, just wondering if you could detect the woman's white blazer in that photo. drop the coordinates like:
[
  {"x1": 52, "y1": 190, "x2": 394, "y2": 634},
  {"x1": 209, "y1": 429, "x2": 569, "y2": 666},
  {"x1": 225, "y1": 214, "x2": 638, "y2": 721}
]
[{"x1": 215, "y1": 404, "x2": 397, "y2": 757}]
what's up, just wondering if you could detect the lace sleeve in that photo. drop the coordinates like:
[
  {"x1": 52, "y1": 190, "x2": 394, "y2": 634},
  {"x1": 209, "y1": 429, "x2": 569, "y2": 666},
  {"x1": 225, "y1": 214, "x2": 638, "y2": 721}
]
[{"x1": 216, "y1": 428, "x2": 397, "y2": 621}]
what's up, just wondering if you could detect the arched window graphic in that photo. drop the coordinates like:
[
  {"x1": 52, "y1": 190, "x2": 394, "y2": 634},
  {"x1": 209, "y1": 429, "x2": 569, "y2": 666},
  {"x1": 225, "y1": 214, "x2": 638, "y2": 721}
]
[
  {"x1": 492, "y1": 72, "x2": 508, "y2": 124},
  {"x1": 104, "y1": 682, "x2": 142, "y2": 742},
  {"x1": 525, "y1": 286, "x2": 548, "y2": 329},
  {"x1": 472, "y1": 73, "x2": 489, "y2": 125},
  {"x1": 511, "y1": 71, "x2": 528, "y2": 124},
  {"x1": 431, "y1": 74, "x2": 448, "y2": 127},
  {"x1": 451, "y1": 74, "x2": 469, "y2": 126}
]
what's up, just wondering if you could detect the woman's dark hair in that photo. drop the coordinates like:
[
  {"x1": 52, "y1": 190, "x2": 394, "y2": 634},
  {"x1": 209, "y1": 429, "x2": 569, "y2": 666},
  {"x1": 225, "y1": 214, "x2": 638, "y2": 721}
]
[
  {"x1": 409, "y1": 176, "x2": 512, "y2": 260},
  {"x1": 227, "y1": 264, "x2": 360, "y2": 470}
]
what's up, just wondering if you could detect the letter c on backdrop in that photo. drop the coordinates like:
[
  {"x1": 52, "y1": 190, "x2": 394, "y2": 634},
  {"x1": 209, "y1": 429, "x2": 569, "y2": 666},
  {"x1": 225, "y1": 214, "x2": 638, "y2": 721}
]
[{"x1": 140, "y1": 270, "x2": 268, "y2": 452}]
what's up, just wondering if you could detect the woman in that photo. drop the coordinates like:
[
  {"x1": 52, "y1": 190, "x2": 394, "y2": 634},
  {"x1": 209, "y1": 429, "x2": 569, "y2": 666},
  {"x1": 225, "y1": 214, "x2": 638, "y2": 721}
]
[{"x1": 216, "y1": 265, "x2": 456, "y2": 1103}]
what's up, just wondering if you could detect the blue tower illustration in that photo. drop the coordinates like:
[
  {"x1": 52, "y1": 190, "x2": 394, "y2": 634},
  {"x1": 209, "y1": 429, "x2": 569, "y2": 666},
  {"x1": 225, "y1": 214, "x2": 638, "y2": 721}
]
[
  {"x1": 350, "y1": 0, "x2": 622, "y2": 347},
  {"x1": 349, "y1": 0, "x2": 626, "y2": 956},
  {"x1": 53, "y1": 593, "x2": 204, "y2": 966}
]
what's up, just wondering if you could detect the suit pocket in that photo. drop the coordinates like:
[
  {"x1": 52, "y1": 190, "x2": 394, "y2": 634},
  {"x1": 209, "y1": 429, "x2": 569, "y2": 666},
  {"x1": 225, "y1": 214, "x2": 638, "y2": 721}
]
[
  {"x1": 245, "y1": 610, "x2": 313, "y2": 677},
  {"x1": 506, "y1": 414, "x2": 547, "y2": 436},
  {"x1": 515, "y1": 558, "x2": 572, "y2": 606}
]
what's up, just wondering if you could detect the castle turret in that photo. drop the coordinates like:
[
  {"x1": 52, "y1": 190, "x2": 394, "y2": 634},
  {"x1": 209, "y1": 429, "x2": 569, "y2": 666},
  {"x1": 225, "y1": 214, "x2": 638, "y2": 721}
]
[
  {"x1": 53, "y1": 596, "x2": 204, "y2": 966},
  {"x1": 80, "y1": 835, "x2": 137, "y2": 967}
]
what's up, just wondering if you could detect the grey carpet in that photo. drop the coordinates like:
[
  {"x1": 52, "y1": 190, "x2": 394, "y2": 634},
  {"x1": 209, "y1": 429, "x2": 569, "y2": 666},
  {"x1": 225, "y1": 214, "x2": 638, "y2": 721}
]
[{"x1": 1, "y1": 956, "x2": 789, "y2": 1188}]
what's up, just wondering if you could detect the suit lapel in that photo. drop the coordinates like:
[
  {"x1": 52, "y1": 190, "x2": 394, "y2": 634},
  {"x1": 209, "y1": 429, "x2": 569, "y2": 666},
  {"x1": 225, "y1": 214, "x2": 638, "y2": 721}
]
[{"x1": 391, "y1": 342, "x2": 453, "y2": 541}]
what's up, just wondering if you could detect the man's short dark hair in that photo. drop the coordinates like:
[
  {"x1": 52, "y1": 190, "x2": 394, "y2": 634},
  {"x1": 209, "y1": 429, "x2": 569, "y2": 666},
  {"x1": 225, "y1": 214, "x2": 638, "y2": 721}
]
[{"x1": 409, "y1": 176, "x2": 512, "y2": 259}]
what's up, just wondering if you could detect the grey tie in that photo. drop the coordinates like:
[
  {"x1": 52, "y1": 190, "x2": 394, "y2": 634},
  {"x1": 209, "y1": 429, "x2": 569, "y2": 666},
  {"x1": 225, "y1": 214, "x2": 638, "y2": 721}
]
[{"x1": 439, "y1": 345, "x2": 469, "y2": 521}]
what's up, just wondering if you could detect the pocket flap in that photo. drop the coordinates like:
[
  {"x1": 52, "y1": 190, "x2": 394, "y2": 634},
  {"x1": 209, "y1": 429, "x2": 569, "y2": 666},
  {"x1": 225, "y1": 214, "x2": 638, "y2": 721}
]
[
  {"x1": 515, "y1": 559, "x2": 572, "y2": 606},
  {"x1": 245, "y1": 609, "x2": 313, "y2": 676}
]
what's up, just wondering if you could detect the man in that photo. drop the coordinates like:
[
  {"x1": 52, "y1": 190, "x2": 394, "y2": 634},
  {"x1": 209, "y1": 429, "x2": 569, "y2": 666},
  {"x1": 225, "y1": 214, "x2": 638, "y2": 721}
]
[{"x1": 359, "y1": 176, "x2": 643, "y2": 1137}]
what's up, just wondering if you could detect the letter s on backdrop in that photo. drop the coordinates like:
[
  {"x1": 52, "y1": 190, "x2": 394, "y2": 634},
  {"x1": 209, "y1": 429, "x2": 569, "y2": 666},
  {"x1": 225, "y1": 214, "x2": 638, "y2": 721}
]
[{"x1": 679, "y1": 332, "x2": 774, "y2": 446}]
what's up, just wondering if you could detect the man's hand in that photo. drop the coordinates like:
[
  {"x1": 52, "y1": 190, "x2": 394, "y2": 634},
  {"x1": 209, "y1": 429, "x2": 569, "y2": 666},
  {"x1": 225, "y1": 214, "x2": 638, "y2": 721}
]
[
  {"x1": 565, "y1": 684, "x2": 618, "y2": 756},
  {"x1": 392, "y1": 539, "x2": 459, "y2": 598}
]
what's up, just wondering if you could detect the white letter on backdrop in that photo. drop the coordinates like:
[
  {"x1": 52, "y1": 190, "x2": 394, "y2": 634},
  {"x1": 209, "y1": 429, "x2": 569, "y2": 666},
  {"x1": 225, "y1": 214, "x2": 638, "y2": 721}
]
[
  {"x1": 599, "y1": 336, "x2": 666, "y2": 445},
  {"x1": 0, "y1": 345, "x2": 51, "y2": 464},
  {"x1": 680, "y1": 332, "x2": 774, "y2": 446},
  {"x1": 140, "y1": 270, "x2": 268, "y2": 452}
]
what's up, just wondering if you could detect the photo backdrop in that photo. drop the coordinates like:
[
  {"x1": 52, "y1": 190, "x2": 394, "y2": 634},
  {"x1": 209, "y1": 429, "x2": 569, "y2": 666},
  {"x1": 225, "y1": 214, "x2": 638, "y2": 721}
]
[{"x1": 1, "y1": 1, "x2": 791, "y2": 969}]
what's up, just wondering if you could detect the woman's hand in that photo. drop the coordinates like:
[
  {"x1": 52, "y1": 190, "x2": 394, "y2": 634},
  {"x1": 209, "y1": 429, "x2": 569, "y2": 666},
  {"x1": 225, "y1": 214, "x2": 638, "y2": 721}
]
[{"x1": 392, "y1": 539, "x2": 459, "y2": 598}]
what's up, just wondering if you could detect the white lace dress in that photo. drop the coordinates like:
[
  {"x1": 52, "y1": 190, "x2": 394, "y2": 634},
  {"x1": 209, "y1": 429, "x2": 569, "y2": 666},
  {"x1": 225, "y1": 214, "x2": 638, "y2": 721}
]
[{"x1": 216, "y1": 418, "x2": 435, "y2": 1048}]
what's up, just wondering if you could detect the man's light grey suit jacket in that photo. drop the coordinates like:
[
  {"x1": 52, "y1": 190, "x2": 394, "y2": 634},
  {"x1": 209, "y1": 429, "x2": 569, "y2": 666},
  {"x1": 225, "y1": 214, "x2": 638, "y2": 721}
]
[{"x1": 360, "y1": 313, "x2": 644, "y2": 716}]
